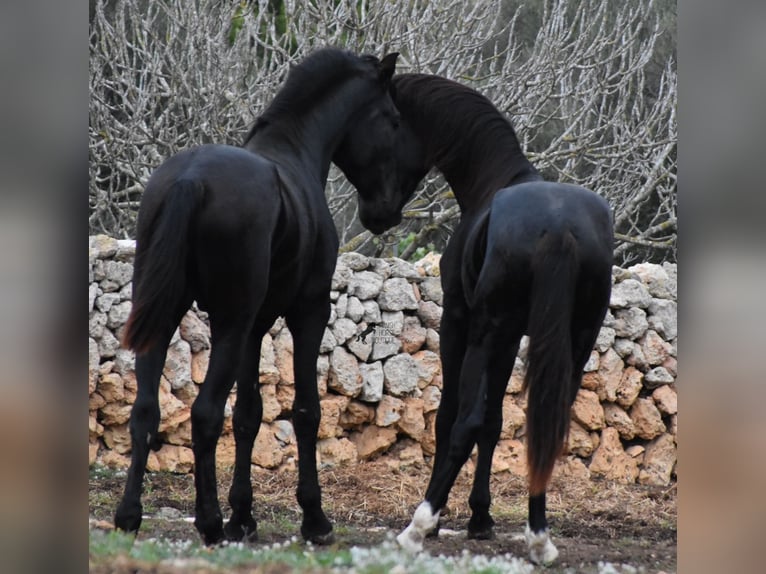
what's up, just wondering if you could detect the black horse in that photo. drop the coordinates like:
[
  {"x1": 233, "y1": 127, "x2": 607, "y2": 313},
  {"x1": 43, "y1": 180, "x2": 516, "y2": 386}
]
[
  {"x1": 114, "y1": 48, "x2": 401, "y2": 546},
  {"x1": 389, "y1": 74, "x2": 614, "y2": 565}
]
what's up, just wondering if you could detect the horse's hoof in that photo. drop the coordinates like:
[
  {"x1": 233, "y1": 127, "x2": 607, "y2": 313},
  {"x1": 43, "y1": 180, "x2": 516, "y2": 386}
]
[
  {"x1": 525, "y1": 524, "x2": 559, "y2": 565},
  {"x1": 224, "y1": 519, "x2": 258, "y2": 543},
  {"x1": 196, "y1": 517, "x2": 225, "y2": 546},
  {"x1": 467, "y1": 515, "x2": 495, "y2": 540},
  {"x1": 397, "y1": 501, "x2": 440, "y2": 553},
  {"x1": 114, "y1": 502, "x2": 142, "y2": 534},
  {"x1": 467, "y1": 526, "x2": 494, "y2": 540},
  {"x1": 307, "y1": 530, "x2": 335, "y2": 545}
]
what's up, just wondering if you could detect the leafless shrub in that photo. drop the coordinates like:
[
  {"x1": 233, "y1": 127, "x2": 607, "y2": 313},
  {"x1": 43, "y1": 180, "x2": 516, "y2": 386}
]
[{"x1": 89, "y1": 0, "x2": 676, "y2": 265}]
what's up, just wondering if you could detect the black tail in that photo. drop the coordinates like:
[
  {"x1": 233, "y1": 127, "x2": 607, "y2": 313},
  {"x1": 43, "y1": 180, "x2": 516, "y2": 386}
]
[
  {"x1": 523, "y1": 230, "x2": 579, "y2": 495},
  {"x1": 123, "y1": 179, "x2": 203, "y2": 354}
]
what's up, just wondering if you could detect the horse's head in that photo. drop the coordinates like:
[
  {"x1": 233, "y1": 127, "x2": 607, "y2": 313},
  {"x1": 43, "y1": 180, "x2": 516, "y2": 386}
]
[
  {"x1": 334, "y1": 53, "x2": 410, "y2": 235},
  {"x1": 337, "y1": 69, "x2": 433, "y2": 235}
]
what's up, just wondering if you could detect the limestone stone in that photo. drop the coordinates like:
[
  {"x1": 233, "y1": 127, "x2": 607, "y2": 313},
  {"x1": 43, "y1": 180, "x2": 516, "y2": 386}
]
[
  {"x1": 99, "y1": 402, "x2": 132, "y2": 426},
  {"x1": 595, "y1": 326, "x2": 616, "y2": 353},
  {"x1": 652, "y1": 385, "x2": 677, "y2": 415},
  {"x1": 368, "y1": 258, "x2": 391, "y2": 279},
  {"x1": 401, "y1": 316, "x2": 427, "y2": 354},
  {"x1": 596, "y1": 348, "x2": 624, "y2": 402},
  {"x1": 361, "y1": 300, "x2": 382, "y2": 323},
  {"x1": 647, "y1": 299, "x2": 677, "y2": 340},
  {"x1": 331, "y1": 317, "x2": 357, "y2": 346},
  {"x1": 98, "y1": 329, "x2": 121, "y2": 358},
  {"x1": 394, "y1": 439, "x2": 425, "y2": 467},
  {"x1": 319, "y1": 326, "x2": 338, "y2": 353},
  {"x1": 378, "y1": 277, "x2": 419, "y2": 311},
  {"x1": 328, "y1": 347, "x2": 362, "y2": 397},
  {"x1": 163, "y1": 338, "x2": 192, "y2": 391},
  {"x1": 571, "y1": 389, "x2": 605, "y2": 430},
  {"x1": 273, "y1": 420, "x2": 295, "y2": 445},
  {"x1": 251, "y1": 423, "x2": 283, "y2": 469},
  {"x1": 101, "y1": 260, "x2": 134, "y2": 291},
  {"x1": 490, "y1": 439, "x2": 527, "y2": 476},
  {"x1": 375, "y1": 395, "x2": 405, "y2": 426},
  {"x1": 638, "y1": 433, "x2": 676, "y2": 486},
  {"x1": 554, "y1": 456, "x2": 591, "y2": 482},
  {"x1": 346, "y1": 296, "x2": 365, "y2": 322},
  {"x1": 628, "y1": 262, "x2": 676, "y2": 299},
  {"x1": 191, "y1": 349, "x2": 210, "y2": 384},
  {"x1": 397, "y1": 398, "x2": 425, "y2": 441},
  {"x1": 414, "y1": 252, "x2": 441, "y2": 276},
  {"x1": 258, "y1": 334, "x2": 280, "y2": 386},
  {"x1": 348, "y1": 270, "x2": 384, "y2": 300},
  {"x1": 412, "y1": 350, "x2": 441, "y2": 389},
  {"x1": 613, "y1": 307, "x2": 649, "y2": 340},
  {"x1": 339, "y1": 400, "x2": 375, "y2": 428},
  {"x1": 422, "y1": 411, "x2": 437, "y2": 455},
  {"x1": 351, "y1": 425, "x2": 398, "y2": 459},
  {"x1": 318, "y1": 437, "x2": 358, "y2": 467},
  {"x1": 422, "y1": 385, "x2": 442, "y2": 413},
  {"x1": 102, "y1": 423, "x2": 131, "y2": 454},
  {"x1": 386, "y1": 258, "x2": 421, "y2": 279},
  {"x1": 383, "y1": 353, "x2": 420, "y2": 397},
  {"x1": 610, "y1": 279, "x2": 652, "y2": 309},
  {"x1": 96, "y1": 292, "x2": 120, "y2": 314},
  {"x1": 644, "y1": 366, "x2": 674, "y2": 389},
  {"x1": 259, "y1": 383, "x2": 282, "y2": 422},
  {"x1": 178, "y1": 312, "x2": 210, "y2": 352},
  {"x1": 417, "y1": 300, "x2": 442, "y2": 330},
  {"x1": 89, "y1": 338, "x2": 100, "y2": 394},
  {"x1": 500, "y1": 397, "x2": 526, "y2": 439},
  {"x1": 347, "y1": 330, "x2": 372, "y2": 361},
  {"x1": 603, "y1": 402, "x2": 636, "y2": 440},
  {"x1": 331, "y1": 261, "x2": 352, "y2": 290},
  {"x1": 629, "y1": 398, "x2": 666, "y2": 440},
  {"x1": 318, "y1": 395, "x2": 351, "y2": 439},
  {"x1": 276, "y1": 385, "x2": 295, "y2": 415},
  {"x1": 97, "y1": 373, "x2": 124, "y2": 403},
  {"x1": 89, "y1": 441, "x2": 100, "y2": 465},
  {"x1": 90, "y1": 234, "x2": 119, "y2": 258},
  {"x1": 615, "y1": 367, "x2": 644, "y2": 408},
  {"x1": 583, "y1": 350, "x2": 600, "y2": 372},
  {"x1": 358, "y1": 361, "x2": 384, "y2": 402},
  {"x1": 425, "y1": 328, "x2": 440, "y2": 353},
  {"x1": 273, "y1": 328, "x2": 294, "y2": 385},
  {"x1": 589, "y1": 427, "x2": 639, "y2": 483},
  {"x1": 338, "y1": 252, "x2": 370, "y2": 271},
  {"x1": 567, "y1": 421, "x2": 595, "y2": 457},
  {"x1": 640, "y1": 330, "x2": 672, "y2": 366},
  {"x1": 163, "y1": 419, "x2": 192, "y2": 446},
  {"x1": 419, "y1": 277, "x2": 444, "y2": 305}
]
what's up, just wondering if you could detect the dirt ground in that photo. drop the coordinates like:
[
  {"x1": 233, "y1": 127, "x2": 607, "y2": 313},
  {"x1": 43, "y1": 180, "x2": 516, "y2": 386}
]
[{"x1": 89, "y1": 457, "x2": 676, "y2": 573}]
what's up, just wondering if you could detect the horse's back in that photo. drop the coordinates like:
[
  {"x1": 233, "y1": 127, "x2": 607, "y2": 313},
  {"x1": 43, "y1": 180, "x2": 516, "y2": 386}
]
[{"x1": 488, "y1": 182, "x2": 613, "y2": 264}]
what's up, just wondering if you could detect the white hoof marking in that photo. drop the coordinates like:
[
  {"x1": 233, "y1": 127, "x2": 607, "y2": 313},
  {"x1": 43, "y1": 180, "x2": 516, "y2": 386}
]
[
  {"x1": 525, "y1": 523, "x2": 559, "y2": 565},
  {"x1": 396, "y1": 501, "x2": 440, "y2": 553}
]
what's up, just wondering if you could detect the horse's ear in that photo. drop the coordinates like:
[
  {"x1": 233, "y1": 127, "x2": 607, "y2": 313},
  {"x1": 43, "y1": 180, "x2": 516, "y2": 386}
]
[{"x1": 379, "y1": 52, "x2": 399, "y2": 85}]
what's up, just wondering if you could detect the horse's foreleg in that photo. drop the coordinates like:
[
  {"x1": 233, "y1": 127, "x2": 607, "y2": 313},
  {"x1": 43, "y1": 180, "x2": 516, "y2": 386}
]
[
  {"x1": 114, "y1": 342, "x2": 172, "y2": 534},
  {"x1": 287, "y1": 302, "x2": 334, "y2": 545},
  {"x1": 191, "y1": 326, "x2": 245, "y2": 545},
  {"x1": 399, "y1": 334, "x2": 491, "y2": 552},
  {"x1": 224, "y1": 325, "x2": 269, "y2": 542},
  {"x1": 423, "y1": 299, "x2": 468, "y2": 538}
]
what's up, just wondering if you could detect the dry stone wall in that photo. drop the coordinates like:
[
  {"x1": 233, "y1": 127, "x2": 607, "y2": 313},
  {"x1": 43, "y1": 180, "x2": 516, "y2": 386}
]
[{"x1": 89, "y1": 235, "x2": 677, "y2": 486}]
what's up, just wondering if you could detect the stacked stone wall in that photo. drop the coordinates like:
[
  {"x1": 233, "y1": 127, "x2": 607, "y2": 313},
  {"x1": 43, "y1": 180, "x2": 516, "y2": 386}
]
[{"x1": 89, "y1": 235, "x2": 677, "y2": 485}]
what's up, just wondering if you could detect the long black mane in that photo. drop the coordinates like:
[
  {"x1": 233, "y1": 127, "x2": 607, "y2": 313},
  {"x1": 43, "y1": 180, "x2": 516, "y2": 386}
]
[
  {"x1": 243, "y1": 48, "x2": 375, "y2": 145},
  {"x1": 392, "y1": 74, "x2": 540, "y2": 204}
]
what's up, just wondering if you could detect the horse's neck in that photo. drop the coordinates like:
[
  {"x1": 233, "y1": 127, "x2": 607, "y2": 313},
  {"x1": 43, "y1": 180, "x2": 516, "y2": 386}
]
[{"x1": 438, "y1": 155, "x2": 541, "y2": 214}]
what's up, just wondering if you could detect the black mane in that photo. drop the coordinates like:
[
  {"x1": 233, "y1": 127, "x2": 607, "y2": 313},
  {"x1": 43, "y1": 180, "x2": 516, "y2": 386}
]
[
  {"x1": 243, "y1": 48, "x2": 376, "y2": 145},
  {"x1": 392, "y1": 74, "x2": 540, "y2": 202}
]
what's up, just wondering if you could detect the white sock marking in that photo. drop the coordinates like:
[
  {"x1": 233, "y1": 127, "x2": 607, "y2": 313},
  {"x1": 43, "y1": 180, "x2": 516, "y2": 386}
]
[
  {"x1": 396, "y1": 501, "x2": 440, "y2": 553},
  {"x1": 525, "y1": 523, "x2": 559, "y2": 565}
]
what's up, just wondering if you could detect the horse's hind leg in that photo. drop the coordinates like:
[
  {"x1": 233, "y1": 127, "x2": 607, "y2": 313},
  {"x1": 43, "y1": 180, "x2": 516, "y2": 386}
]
[
  {"x1": 191, "y1": 317, "x2": 250, "y2": 545},
  {"x1": 467, "y1": 324, "x2": 522, "y2": 539},
  {"x1": 115, "y1": 305, "x2": 190, "y2": 533},
  {"x1": 423, "y1": 295, "x2": 468, "y2": 538},
  {"x1": 287, "y1": 299, "x2": 334, "y2": 544},
  {"x1": 223, "y1": 322, "x2": 271, "y2": 542}
]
